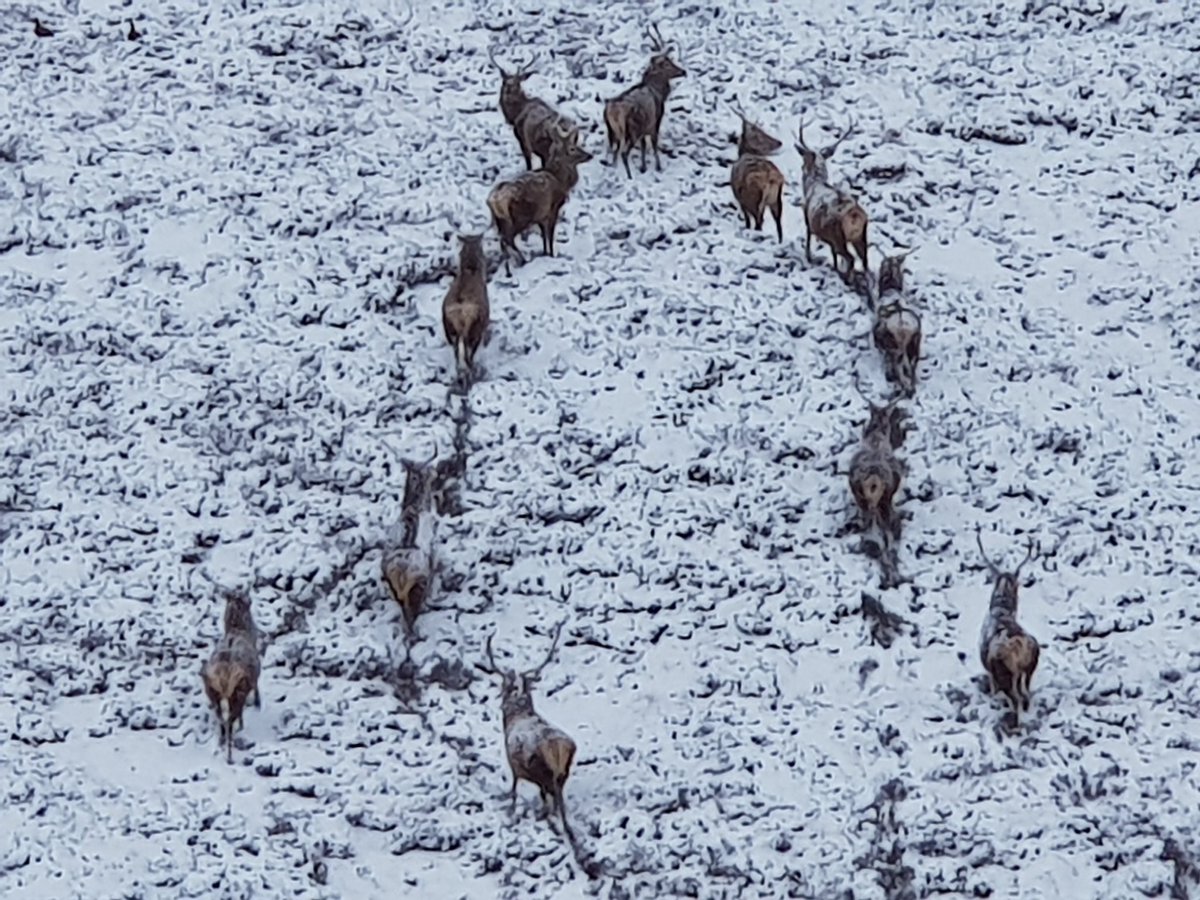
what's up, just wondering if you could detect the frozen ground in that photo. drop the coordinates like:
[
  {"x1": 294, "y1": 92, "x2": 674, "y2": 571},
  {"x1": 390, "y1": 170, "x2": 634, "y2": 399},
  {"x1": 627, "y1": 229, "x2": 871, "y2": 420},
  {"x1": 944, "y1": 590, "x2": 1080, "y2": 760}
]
[{"x1": 1, "y1": 0, "x2": 1199, "y2": 897}]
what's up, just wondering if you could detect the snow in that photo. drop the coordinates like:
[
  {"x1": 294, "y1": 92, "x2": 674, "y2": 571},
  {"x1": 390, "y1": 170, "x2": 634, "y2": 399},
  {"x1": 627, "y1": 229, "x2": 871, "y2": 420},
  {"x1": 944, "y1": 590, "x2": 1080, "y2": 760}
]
[{"x1": 2, "y1": 0, "x2": 1199, "y2": 897}]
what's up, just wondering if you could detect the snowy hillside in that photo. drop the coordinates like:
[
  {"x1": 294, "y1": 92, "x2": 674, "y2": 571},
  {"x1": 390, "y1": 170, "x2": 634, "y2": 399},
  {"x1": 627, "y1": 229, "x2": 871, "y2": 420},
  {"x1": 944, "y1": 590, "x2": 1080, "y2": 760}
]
[{"x1": 2, "y1": 0, "x2": 1199, "y2": 897}]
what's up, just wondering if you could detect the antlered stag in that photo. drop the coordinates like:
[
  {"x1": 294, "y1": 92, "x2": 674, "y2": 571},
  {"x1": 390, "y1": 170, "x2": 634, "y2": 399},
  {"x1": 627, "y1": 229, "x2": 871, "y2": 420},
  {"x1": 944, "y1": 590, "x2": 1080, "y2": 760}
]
[
  {"x1": 794, "y1": 119, "x2": 869, "y2": 280},
  {"x1": 729, "y1": 99, "x2": 785, "y2": 241},
  {"x1": 488, "y1": 48, "x2": 576, "y2": 171},
  {"x1": 872, "y1": 247, "x2": 922, "y2": 396},
  {"x1": 487, "y1": 124, "x2": 593, "y2": 276},
  {"x1": 603, "y1": 25, "x2": 686, "y2": 177},
  {"x1": 200, "y1": 591, "x2": 262, "y2": 763},
  {"x1": 976, "y1": 529, "x2": 1041, "y2": 725},
  {"x1": 442, "y1": 234, "x2": 490, "y2": 379},
  {"x1": 480, "y1": 623, "x2": 577, "y2": 843}
]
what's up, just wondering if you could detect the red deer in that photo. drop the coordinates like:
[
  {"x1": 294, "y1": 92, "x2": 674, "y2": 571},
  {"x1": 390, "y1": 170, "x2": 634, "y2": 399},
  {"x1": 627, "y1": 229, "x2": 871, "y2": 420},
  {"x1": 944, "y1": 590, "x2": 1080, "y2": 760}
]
[
  {"x1": 487, "y1": 48, "x2": 576, "y2": 171},
  {"x1": 976, "y1": 529, "x2": 1041, "y2": 725},
  {"x1": 729, "y1": 99, "x2": 785, "y2": 241},
  {"x1": 848, "y1": 394, "x2": 908, "y2": 539},
  {"x1": 382, "y1": 453, "x2": 437, "y2": 639},
  {"x1": 794, "y1": 119, "x2": 869, "y2": 281},
  {"x1": 200, "y1": 591, "x2": 262, "y2": 763},
  {"x1": 603, "y1": 25, "x2": 686, "y2": 177},
  {"x1": 441, "y1": 234, "x2": 489, "y2": 379},
  {"x1": 487, "y1": 125, "x2": 593, "y2": 276},
  {"x1": 480, "y1": 623, "x2": 577, "y2": 843},
  {"x1": 872, "y1": 247, "x2": 922, "y2": 397}
]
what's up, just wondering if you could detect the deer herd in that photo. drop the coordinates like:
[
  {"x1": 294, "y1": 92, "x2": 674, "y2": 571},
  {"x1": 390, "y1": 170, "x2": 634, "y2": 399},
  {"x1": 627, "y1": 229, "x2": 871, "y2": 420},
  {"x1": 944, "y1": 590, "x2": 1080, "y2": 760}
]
[{"x1": 199, "y1": 23, "x2": 1043, "y2": 850}]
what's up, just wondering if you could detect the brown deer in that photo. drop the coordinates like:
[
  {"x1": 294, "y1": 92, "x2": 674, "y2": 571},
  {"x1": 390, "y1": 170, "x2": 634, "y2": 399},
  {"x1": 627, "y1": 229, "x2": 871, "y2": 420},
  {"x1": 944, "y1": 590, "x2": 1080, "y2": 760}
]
[
  {"x1": 976, "y1": 529, "x2": 1041, "y2": 725},
  {"x1": 848, "y1": 393, "x2": 908, "y2": 539},
  {"x1": 603, "y1": 25, "x2": 686, "y2": 177},
  {"x1": 872, "y1": 247, "x2": 922, "y2": 397},
  {"x1": 441, "y1": 234, "x2": 489, "y2": 379},
  {"x1": 200, "y1": 591, "x2": 262, "y2": 763},
  {"x1": 794, "y1": 119, "x2": 869, "y2": 281},
  {"x1": 488, "y1": 48, "x2": 576, "y2": 171},
  {"x1": 729, "y1": 99, "x2": 785, "y2": 241},
  {"x1": 382, "y1": 453, "x2": 437, "y2": 639},
  {"x1": 480, "y1": 623, "x2": 577, "y2": 843},
  {"x1": 487, "y1": 124, "x2": 593, "y2": 276}
]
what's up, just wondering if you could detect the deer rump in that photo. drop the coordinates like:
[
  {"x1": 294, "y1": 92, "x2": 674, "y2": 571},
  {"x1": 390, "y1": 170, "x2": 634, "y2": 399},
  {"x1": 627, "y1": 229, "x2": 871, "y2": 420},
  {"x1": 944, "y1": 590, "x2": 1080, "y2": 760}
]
[
  {"x1": 442, "y1": 294, "x2": 488, "y2": 368},
  {"x1": 731, "y1": 157, "x2": 784, "y2": 228},
  {"x1": 507, "y1": 715, "x2": 576, "y2": 798},
  {"x1": 809, "y1": 190, "x2": 867, "y2": 245},
  {"x1": 982, "y1": 627, "x2": 1040, "y2": 711},
  {"x1": 605, "y1": 89, "x2": 663, "y2": 155},
  {"x1": 488, "y1": 175, "x2": 563, "y2": 239}
]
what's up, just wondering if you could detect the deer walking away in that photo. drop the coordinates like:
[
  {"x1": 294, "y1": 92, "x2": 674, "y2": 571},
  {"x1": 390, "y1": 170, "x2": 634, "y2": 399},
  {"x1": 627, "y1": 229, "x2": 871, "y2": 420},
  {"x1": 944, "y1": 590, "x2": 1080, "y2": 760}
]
[
  {"x1": 481, "y1": 623, "x2": 577, "y2": 844},
  {"x1": 442, "y1": 234, "x2": 490, "y2": 378},
  {"x1": 795, "y1": 119, "x2": 870, "y2": 280},
  {"x1": 976, "y1": 529, "x2": 1041, "y2": 726},
  {"x1": 200, "y1": 590, "x2": 262, "y2": 764},
  {"x1": 848, "y1": 395, "x2": 908, "y2": 541}
]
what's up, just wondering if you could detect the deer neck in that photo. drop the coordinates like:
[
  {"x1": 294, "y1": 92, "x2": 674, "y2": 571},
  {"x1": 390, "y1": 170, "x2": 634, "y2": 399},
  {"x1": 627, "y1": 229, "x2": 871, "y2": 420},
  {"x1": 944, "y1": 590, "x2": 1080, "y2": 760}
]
[
  {"x1": 641, "y1": 72, "x2": 674, "y2": 101},
  {"x1": 501, "y1": 692, "x2": 536, "y2": 728},
  {"x1": 543, "y1": 157, "x2": 579, "y2": 192}
]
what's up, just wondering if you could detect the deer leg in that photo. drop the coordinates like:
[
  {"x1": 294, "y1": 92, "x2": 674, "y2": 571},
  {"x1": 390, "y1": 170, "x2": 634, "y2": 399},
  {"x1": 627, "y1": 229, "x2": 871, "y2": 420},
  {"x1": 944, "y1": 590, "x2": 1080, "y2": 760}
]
[
  {"x1": 652, "y1": 128, "x2": 663, "y2": 172},
  {"x1": 622, "y1": 147, "x2": 633, "y2": 178},
  {"x1": 555, "y1": 786, "x2": 576, "y2": 843},
  {"x1": 804, "y1": 214, "x2": 815, "y2": 263},
  {"x1": 771, "y1": 200, "x2": 783, "y2": 242},
  {"x1": 539, "y1": 222, "x2": 551, "y2": 257},
  {"x1": 640, "y1": 136, "x2": 648, "y2": 173},
  {"x1": 508, "y1": 773, "x2": 519, "y2": 814}
]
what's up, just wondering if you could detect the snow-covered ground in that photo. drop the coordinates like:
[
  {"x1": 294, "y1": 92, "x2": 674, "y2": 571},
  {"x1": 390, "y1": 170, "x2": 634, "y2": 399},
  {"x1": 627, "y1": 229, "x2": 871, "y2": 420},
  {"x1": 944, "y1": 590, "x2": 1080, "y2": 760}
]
[{"x1": 2, "y1": 0, "x2": 1198, "y2": 897}]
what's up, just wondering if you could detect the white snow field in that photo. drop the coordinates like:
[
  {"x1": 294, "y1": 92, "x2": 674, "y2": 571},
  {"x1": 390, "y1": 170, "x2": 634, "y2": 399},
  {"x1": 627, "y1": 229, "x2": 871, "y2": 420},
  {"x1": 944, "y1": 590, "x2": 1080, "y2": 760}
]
[{"x1": 2, "y1": 0, "x2": 1198, "y2": 897}]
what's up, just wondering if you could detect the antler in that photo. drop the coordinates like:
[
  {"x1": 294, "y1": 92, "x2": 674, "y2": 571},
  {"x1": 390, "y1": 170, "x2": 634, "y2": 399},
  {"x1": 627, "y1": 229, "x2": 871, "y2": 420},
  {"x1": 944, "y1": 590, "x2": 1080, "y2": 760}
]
[
  {"x1": 528, "y1": 620, "x2": 565, "y2": 679},
  {"x1": 481, "y1": 632, "x2": 504, "y2": 674},
  {"x1": 823, "y1": 117, "x2": 857, "y2": 158},
  {"x1": 975, "y1": 526, "x2": 1002, "y2": 577},
  {"x1": 795, "y1": 118, "x2": 814, "y2": 154},
  {"x1": 487, "y1": 47, "x2": 509, "y2": 75},
  {"x1": 517, "y1": 52, "x2": 539, "y2": 76},
  {"x1": 728, "y1": 95, "x2": 747, "y2": 122},
  {"x1": 648, "y1": 23, "x2": 668, "y2": 52},
  {"x1": 1014, "y1": 536, "x2": 1039, "y2": 576}
]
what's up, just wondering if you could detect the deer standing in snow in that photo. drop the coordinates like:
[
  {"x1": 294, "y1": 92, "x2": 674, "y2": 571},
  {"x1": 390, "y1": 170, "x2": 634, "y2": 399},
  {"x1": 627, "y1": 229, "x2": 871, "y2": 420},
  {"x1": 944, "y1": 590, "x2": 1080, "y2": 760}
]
[
  {"x1": 382, "y1": 452, "x2": 437, "y2": 639},
  {"x1": 603, "y1": 25, "x2": 686, "y2": 177},
  {"x1": 794, "y1": 118, "x2": 870, "y2": 280},
  {"x1": 487, "y1": 124, "x2": 593, "y2": 276},
  {"x1": 729, "y1": 99, "x2": 786, "y2": 241},
  {"x1": 871, "y1": 247, "x2": 922, "y2": 397},
  {"x1": 441, "y1": 234, "x2": 490, "y2": 380},
  {"x1": 481, "y1": 622, "x2": 577, "y2": 843},
  {"x1": 200, "y1": 591, "x2": 262, "y2": 763},
  {"x1": 848, "y1": 395, "x2": 908, "y2": 538},
  {"x1": 488, "y1": 48, "x2": 577, "y2": 171},
  {"x1": 976, "y1": 529, "x2": 1041, "y2": 725}
]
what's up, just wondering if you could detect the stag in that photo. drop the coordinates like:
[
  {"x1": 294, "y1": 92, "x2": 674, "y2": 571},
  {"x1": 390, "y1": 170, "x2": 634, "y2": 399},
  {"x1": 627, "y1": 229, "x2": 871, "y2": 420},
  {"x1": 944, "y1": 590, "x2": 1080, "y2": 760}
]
[
  {"x1": 480, "y1": 623, "x2": 577, "y2": 843},
  {"x1": 871, "y1": 247, "x2": 922, "y2": 396},
  {"x1": 603, "y1": 25, "x2": 686, "y2": 177},
  {"x1": 200, "y1": 591, "x2": 262, "y2": 763},
  {"x1": 976, "y1": 529, "x2": 1041, "y2": 725},
  {"x1": 488, "y1": 48, "x2": 576, "y2": 171},
  {"x1": 729, "y1": 98, "x2": 785, "y2": 241},
  {"x1": 848, "y1": 392, "x2": 908, "y2": 539},
  {"x1": 794, "y1": 119, "x2": 869, "y2": 281},
  {"x1": 441, "y1": 234, "x2": 490, "y2": 379},
  {"x1": 487, "y1": 124, "x2": 593, "y2": 276},
  {"x1": 382, "y1": 451, "x2": 437, "y2": 639}
]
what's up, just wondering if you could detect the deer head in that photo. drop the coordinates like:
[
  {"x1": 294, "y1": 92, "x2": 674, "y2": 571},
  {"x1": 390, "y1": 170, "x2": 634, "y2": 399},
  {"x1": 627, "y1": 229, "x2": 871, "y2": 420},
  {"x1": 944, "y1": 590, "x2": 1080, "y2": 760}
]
[
  {"x1": 731, "y1": 97, "x2": 783, "y2": 156},
  {"x1": 482, "y1": 622, "x2": 566, "y2": 721},
  {"x1": 645, "y1": 24, "x2": 687, "y2": 80},
  {"x1": 795, "y1": 117, "x2": 856, "y2": 183}
]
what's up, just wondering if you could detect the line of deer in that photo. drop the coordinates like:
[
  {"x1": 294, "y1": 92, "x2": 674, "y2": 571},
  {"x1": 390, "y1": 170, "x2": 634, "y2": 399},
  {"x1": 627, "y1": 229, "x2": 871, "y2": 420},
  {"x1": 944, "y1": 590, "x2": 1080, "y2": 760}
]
[
  {"x1": 200, "y1": 591, "x2": 262, "y2": 763},
  {"x1": 976, "y1": 529, "x2": 1042, "y2": 726}
]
